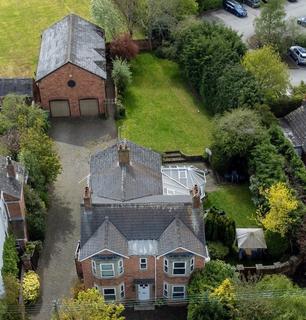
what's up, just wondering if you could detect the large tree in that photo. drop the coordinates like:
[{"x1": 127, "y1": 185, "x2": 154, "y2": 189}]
[{"x1": 242, "y1": 46, "x2": 289, "y2": 102}]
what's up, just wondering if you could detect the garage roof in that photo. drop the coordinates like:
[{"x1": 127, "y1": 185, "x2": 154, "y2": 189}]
[{"x1": 36, "y1": 14, "x2": 106, "y2": 81}]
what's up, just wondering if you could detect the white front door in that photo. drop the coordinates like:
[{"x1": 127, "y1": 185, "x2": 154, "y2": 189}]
[{"x1": 138, "y1": 284, "x2": 150, "y2": 301}]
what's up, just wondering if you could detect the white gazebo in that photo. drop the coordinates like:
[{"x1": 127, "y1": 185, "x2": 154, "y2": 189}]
[{"x1": 236, "y1": 228, "x2": 267, "y2": 257}]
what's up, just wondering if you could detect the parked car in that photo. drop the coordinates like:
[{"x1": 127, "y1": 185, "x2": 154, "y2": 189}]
[
  {"x1": 297, "y1": 17, "x2": 306, "y2": 27},
  {"x1": 242, "y1": 0, "x2": 260, "y2": 8},
  {"x1": 224, "y1": 0, "x2": 248, "y2": 17},
  {"x1": 289, "y1": 46, "x2": 306, "y2": 65}
]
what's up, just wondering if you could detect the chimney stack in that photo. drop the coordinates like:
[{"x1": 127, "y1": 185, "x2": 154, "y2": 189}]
[
  {"x1": 84, "y1": 186, "x2": 92, "y2": 210},
  {"x1": 191, "y1": 184, "x2": 201, "y2": 209},
  {"x1": 6, "y1": 156, "x2": 16, "y2": 179},
  {"x1": 118, "y1": 142, "x2": 130, "y2": 165}
]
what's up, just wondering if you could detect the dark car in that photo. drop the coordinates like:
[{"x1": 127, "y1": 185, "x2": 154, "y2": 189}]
[
  {"x1": 297, "y1": 17, "x2": 306, "y2": 26},
  {"x1": 224, "y1": 0, "x2": 248, "y2": 17},
  {"x1": 243, "y1": 0, "x2": 260, "y2": 8}
]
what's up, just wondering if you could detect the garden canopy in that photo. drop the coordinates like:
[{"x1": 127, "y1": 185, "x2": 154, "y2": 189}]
[{"x1": 236, "y1": 228, "x2": 267, "y2": 249}]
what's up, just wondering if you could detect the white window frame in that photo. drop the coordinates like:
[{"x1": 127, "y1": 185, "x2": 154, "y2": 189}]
[
  {"x1": 102, "y1": 287, "x2": 116, "y2": 301},
  {"x1": 120, "y1": 283, "x2": 125, "y2": 299},
  {"x1": 139, "y1": 258, "x2": 147, "y2": 270},
  {"x1": 163, "y1": 282, "x2": 169, "y2": 298},
  {"x1": 100, "y1": 263, "x2": 115, "y2": 278},
  {"x1": 172, "y1": 285, "x2": 186, "y2": 299},
  {"x1": 92, "y1": 260, "x2": 97, "y2": 274},
  {"x1": 190, "y1": 257, "x2": 194, "y2": 272},
  {"x1": 164, "y1": 258, "x2": 169, "y2": 273},
  {"x1": 118, "y1": 259, "x2": 124, "y2": 274},
  {"x1": 172, "y1": 261, "x2": 186, "y2": 276}
]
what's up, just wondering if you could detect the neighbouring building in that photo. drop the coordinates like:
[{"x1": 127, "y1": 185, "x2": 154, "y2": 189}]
[
  {"x1": 0, "y1": 78, "x2": 36, "y2": 107},
  {"x1": 35, "y1": 14, "x2": 107, "y2": 117},
  {"x1": 0, "y1": 156, "x2": 28, "y2": 248},
  {"x1": 75, "y1": 141, "x2": 209, "y2": 306},
  {"x1": 280, "y1": 105, "x2": 306, "y2": 165},
  {"x1": 0, "y1": 194, "x2": 9, "y2": 296}
]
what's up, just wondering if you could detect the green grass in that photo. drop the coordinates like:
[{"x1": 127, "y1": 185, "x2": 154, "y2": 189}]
[
  {"x1": 205, "y1": 184, "x2": 258, "y2": 227},
  {"x1": 119, "y1": 53, "x2": 213, "y2": 155},
  {"x1": 0, "y1": 0, "x2": 90, "y2": 76}
]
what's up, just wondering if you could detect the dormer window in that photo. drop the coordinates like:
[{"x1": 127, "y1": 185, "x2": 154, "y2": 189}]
[
  {"x1": 118, "y1": 259, "x2": 124, "y2": 274},
  {"x1": 100, "y1": 263, "x2": 114, "y2": 278},
  {"x1": 173, "y1": 262, "x2": 186, "y2": 275}
]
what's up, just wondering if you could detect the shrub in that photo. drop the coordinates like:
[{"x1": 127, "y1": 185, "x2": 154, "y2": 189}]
[
  {"x1": 2, "y1": 235, "x2": 19, "y2": 278},
  {"x1": 208, "y1": 241, "x2": 229, "y2": 259},
  {"x1": 24, "y1": 185, "x2": 47, "y2": 241},
  {"x1": 112, "y1": 58, "x2": 132, "y2": 94},
  {"x1": 265, "y1": 230, "x2": 289, "y2": 259},
  {"x1": 3, "y1": 274, "x2": 22, "y2": 320},
  {"x1": 22, "y1": 271, "x2": 40, "y2": 305},
  {"x1": 109, "y1": 33, "x2": 139, "y2": 61},
  {"x1": 197, "y1": 0, "x2": 222, "y2": 12},
  {"x1": 269, "y1": 95, "x2": 302, "y2": 117}
]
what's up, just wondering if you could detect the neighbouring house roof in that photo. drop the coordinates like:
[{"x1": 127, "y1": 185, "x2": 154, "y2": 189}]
[
  {"x1": 0, "y1": 78, "x2": 33, "y2": 98},
  {"x1": 162, "y1": 165, "x2": 206, "y2": 198},
  {"x1": 36, "y1": 14, "x2": 106, "y2": 81},
  {"x1": 79, "y1": 201, "x2": 207, "y2": 261},
  {"x1": 90, "y1": 141, "x2": 163, "y2": 201},
  {"x1": 280, "y1": 105, "x2": 306, "y2": 153},
  {"x1": 0, "y1": 156, "x2": 26, "y2": 199},
  {"x1": 236, "y1": 228, "x2": 267, "y2": 249}
]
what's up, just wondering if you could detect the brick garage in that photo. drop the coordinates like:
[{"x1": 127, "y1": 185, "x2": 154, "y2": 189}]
[{"x1": 35, "y1": 14, "x2": 107, "y2": 117}]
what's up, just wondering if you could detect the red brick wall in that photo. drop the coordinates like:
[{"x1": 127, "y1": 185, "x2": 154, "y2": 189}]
[{"x1": 37, "y1": 63, "x2": 106, "y2": 117}]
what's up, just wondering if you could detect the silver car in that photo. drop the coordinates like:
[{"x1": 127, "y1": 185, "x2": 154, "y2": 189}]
[
  {"x1": 289, "y1": 46, "x2": 306, "y2": 65},
  {"x1": 297, "y1": 17, "x2": 306, "y2": 27}
]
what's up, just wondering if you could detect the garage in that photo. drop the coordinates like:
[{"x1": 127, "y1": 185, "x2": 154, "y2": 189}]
[
  {"x1": 50, "y1": 100, "x2": 70, "y2": 117},
  {"x1": 79, "y1": 99, "x2": 99, "y2": 116}
]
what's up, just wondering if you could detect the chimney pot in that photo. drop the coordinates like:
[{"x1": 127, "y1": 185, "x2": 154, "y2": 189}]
[
  {"x1": 118, "y1": 141, "x2": 130, "y2": 165},
  {"x1": 6, "y1": 156, "x2": 16, "y2": 179},
  {"x1": 192, "y1": 184, "x2": 201, "y2": 209},
  {"x1": 84, "y1": 186, "x2": 92, "y2": 210}
]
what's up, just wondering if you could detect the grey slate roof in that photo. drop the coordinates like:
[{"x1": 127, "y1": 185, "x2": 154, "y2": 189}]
[
  {"x1": 36, "y1": 14, "x2": 106, "y2": 81},
  {"x1": 0, "y1": 78, "x2": 33, "y2": 98},
  {"x1": 79, "y1": 201, "x2": 206, "y2": 261},
  {"x1": 0, "y1": 157, "x2": 25, "y2": 199},
  {"x1": 90, "y1": 141, "x2": 163, "y2": 201},
  {"x1": 281, "y1": 105, "x2": 306, "y2": 152}
]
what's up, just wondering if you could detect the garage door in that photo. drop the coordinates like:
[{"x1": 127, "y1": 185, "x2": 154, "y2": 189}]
[
  {"x1": 50, "y1": 100, "x2": 70, "y2": 117},
  {"x1": 79, "y1": 99, "x2": 99, "y2": 116}
]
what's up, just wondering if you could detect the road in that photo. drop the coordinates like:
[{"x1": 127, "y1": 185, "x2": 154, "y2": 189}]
[{"x1": 203, "y1": 0, "x2": 306, "y2": 85}]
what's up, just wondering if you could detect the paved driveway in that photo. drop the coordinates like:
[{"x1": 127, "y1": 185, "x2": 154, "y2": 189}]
[
  {"x1": 30, "y1": 117, "x2": 117, "y2": 320},
  {"x1": 202, "y1": 0, "x2": 306, "y2": 85}
]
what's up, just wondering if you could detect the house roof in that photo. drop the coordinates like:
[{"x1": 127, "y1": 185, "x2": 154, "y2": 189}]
[
  {"x1": 90, "y1": 141, "x2": 163, "y2": 201},
  {"x1": 0, "y1": 78, "x2": 33, "y2": 98},
  {"x1": 79, "y1": 201, "x2": 206, "y2": 261},
  {"x1": 36, "y1": 14, "x2": 106, "y2": 81},
  {"x1": 280, "y1": 105, "x2": 306, "y2": 153},
  {"x1": 0, "y1": 156, "x2": 26, "y2": 199},
  {"x1": 236, "y1": 228, "x2": 267, "y2": 249}
]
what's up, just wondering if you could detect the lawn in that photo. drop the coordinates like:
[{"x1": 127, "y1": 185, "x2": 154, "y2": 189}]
[
  {"x1": 205, "y1": 184, "x2": 258, "y2": 227},
  {"x1": 119, "y1": 53, "x2": 213, "y2": 155},
  {"x1": 0, "y1": 0, "x2": 90, "y2": 76}
]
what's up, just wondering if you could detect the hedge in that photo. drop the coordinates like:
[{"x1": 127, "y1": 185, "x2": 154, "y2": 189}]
[
  {"x1": 2, "y1": 235, "x2": 19, "y2": 278},
  {"x1": 197, "y1": 0, "x2": 223, "y2": 12}
]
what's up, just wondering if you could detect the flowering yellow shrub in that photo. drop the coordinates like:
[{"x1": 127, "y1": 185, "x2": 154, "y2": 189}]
[{"x1": 22, "y1": 271, "x2": 40, "y2": 304}]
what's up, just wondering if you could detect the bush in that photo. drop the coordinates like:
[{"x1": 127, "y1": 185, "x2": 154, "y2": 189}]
[
  {"x1": 208, "y1": 241, "x2": 229, "y2": 259},
  {"x1": 22, "y1": 271, "x2": 40, "y2": 305},
  {"x1": 269, "y1": 95, "x2": 302, "y2": 117},
  {"x1": 2, "y1": 235, "x2": 19, "y2": 278},
  {"x1": 109, "y1": 33, "x2": 139, "y2": 61},
  {"x1": 3, "y1": 274, "x2": 22, "y2": 320},
  {"x1": 112, "y1": 58, "x2": 132, "y2": 94},
  {"x1": 265, "y1": 230, "x2": 289, "y2": 259},
  {"x1": 24, "y1": 185, "x2": 47, "y2": 241},
  {"x1": 154, "y1": 42, "x2": 177, "y2": 60},
  {"x1": 197, "y1": 0, "x2": 222, "y2": 12}
]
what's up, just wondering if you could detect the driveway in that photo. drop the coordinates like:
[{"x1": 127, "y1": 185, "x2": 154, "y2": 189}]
[
  {"x1": 30, "y1": 117, "x2": 117, "y2": 320},
  {"x1": 202, "y1": 0, "x2": 306, "y2": 85}
]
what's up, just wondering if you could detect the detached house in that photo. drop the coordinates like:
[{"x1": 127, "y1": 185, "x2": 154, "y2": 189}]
[
  {"x1": 35, "y1": 14, "x2": 106, "y2": 117},
  {"x1": 75, "y1": 141, "x2": 209, "y2": 305}
]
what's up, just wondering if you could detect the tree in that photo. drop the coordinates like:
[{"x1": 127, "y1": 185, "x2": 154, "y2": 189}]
[
  {"x1": 259, "y1": 182, "x2": 299, "y2": 236},
  {"x1": 91, "y1": 0, "x2": 126, "y2": 40},
  {"x1": 109, "y1": 33, "x2": 139, "y2": 60},
  {"x1": 211, "y1": 108, "x2": 265, "y2": 172},
  {"x1": 297, "y1": 214, "x2": 306, "y2": 257},
  {"x1": 254, "y1": 0, "x2": 286, "y2": 53},
  {"x1": 213, "y1": 63, "x2": 262, "y2": 113},
  {"x1": 112, "y1": 58, "x2": 132, "y2": 93},
  {"x1": 57, "y1": 288, "x2": 124, "y2": 320},
  {"x1": 242, "y1": 46, "x2": 289, "y2": 102}
]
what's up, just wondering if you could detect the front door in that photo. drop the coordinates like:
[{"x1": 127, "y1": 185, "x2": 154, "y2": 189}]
[{"x1": 138, "y1": 284, "x2": 150, "y2": 301}]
